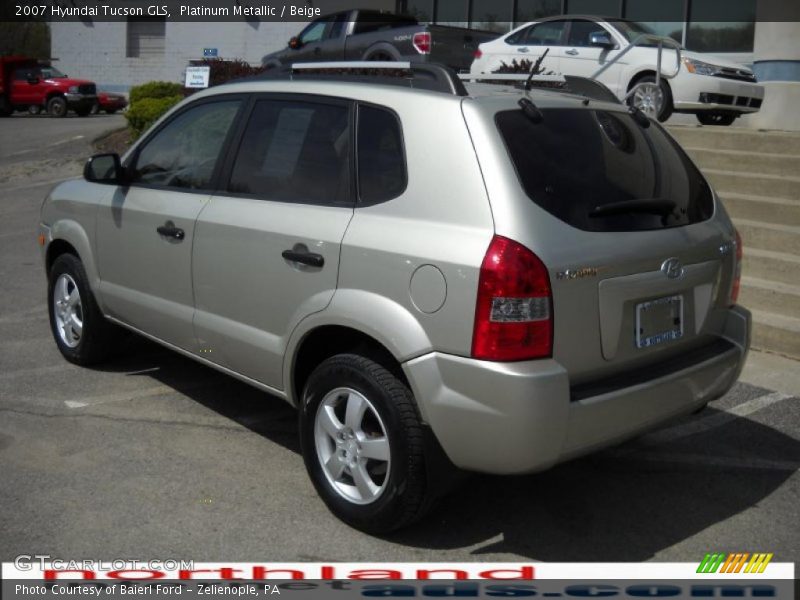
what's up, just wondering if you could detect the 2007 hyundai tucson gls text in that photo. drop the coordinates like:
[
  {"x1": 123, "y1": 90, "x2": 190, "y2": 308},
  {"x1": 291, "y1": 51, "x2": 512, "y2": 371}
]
[{"x1": 39, "y1": 63, "x2": 750, "y2": 533}]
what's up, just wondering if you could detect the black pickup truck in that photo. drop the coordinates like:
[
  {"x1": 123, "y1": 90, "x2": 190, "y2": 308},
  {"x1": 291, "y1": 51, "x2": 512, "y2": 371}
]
[{"x1": 261, "y1": 10, "x2": 498, "y2": 73}]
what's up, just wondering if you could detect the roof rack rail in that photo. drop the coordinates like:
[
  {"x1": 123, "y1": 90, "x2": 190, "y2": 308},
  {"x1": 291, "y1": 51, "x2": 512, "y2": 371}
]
[
  {"x1": 254, "y1": 61, "x2": 468, "y2": 96},
  {"x1": 459, "y1": 73, "x2": 621, "y2": 104}
]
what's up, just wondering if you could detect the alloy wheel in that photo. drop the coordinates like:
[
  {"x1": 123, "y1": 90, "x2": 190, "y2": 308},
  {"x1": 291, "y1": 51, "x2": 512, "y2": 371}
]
[
  {"x1": 53, "y1": 273, "x2": 83, "y2": 348},
  {"x1": 632, "y1": 82, "x2": 664, "y2": 119},
  {"x1": 314, "y1": 387, "x2": 391, "y2": 505}
]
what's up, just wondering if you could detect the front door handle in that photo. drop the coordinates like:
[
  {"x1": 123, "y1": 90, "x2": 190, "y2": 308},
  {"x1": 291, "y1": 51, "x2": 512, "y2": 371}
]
[
  {"x1": 282, "y1": 249, "x2": 324, "y2": 268},
  {"x1": 156, "y1": 222, "x2": 185, "y2": 240},
  {"x1": 565, "y1": 49, "x2": 579, "y2": 56},
  {"x1": 517, "y1": 47, "x2": 530, "y2": 53}
]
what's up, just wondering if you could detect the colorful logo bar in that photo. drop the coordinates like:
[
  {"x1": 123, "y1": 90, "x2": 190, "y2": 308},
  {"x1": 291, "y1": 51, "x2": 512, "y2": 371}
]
[{"x1": 697, "y1": 553, "x2": 774, "y2": 574}]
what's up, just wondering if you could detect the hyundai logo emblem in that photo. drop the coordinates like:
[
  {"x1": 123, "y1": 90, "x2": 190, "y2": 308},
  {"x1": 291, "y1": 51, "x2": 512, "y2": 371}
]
[{"x1": 661, "y1": 257, "x2": 685, "y2": 280}]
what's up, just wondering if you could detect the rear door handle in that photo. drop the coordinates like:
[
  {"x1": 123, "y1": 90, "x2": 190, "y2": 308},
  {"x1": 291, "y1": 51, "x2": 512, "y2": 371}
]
[
  {"x1": 517, "y1": 47, "x2": 530, "y2": 53},
  {"x1": 565, "y1": 49, "x2": 579, "y2": 56},
  {"x1": 156, "y1": 222, "x2": 185, "y2": 240},
  {"x1": 282, "y1": 249, "x2": 324, "y2": 268}
]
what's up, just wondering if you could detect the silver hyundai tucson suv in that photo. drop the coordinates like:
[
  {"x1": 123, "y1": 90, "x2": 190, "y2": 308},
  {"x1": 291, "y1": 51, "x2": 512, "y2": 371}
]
[{"x1": 39, "y1": 63, "x2": 750, "y2": 533}]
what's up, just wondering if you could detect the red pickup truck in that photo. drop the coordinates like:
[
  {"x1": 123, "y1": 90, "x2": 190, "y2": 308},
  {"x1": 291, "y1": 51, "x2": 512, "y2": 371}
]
[{"x1": 0, "y1": 56, "x2": 98, "y2": 117}]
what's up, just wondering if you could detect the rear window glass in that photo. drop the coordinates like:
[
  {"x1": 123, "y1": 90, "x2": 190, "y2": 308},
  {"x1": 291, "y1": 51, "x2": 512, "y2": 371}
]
[{"x1": 495, "y1": 108, "x2": 713, "y2": 232}]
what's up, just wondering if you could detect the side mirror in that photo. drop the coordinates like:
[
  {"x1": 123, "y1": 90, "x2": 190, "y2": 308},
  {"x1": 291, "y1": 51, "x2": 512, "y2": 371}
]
[
  {"x1": 84, "y1": 153, "x2": 125, "y2": 185},
  {"x1": 27, "y1": 76, "x2": 40, "y2": 85},
  {"x1": 288, "y1": 36, "x2": 301, "y2": 49},
  {"x1": 590, "y1": 31, "x2": 615, "y2": 48}
]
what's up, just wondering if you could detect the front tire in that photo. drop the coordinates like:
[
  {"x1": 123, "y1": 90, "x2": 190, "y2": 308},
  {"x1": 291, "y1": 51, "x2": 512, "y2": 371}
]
[
  {"x1": 299, "y1": 354, "x2": 429, "y2": 533},
  {"x1": 47, "y1": 96, "x2": 68, "y2": 118},
  {"x1": 627, "y1": 74, "x2": 673, "y2": 122},
  {"x1": 48, "y1": 253, "x2": 119, "y2": 365},
  {"x1": 697, "y1": 112, "x2": 737, "y2": 126}
]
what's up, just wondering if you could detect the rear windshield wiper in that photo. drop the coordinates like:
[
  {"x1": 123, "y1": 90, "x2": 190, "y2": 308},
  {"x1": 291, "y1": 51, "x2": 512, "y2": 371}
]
[{"x1": 589, "y1": 198, "x2": 676, "y2": 218}]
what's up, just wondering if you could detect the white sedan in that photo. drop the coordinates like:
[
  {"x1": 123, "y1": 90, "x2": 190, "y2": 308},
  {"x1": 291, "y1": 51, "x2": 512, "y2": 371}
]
[{"x1": 470, "y1": 16, "x2": 764, "y2": 126}]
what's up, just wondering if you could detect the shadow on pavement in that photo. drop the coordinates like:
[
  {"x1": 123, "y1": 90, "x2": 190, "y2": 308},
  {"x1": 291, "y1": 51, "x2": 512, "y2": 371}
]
[{"x1": 96, "y1": 335, "x2": 800, "y2": 561}]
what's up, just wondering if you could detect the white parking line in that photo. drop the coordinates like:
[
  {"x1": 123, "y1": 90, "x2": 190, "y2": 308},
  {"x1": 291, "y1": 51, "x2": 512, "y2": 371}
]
[
  {"x1": 63, "y1": 385, "x2": 178, "y2": 408},
  {"x1": 63, "y1": 378, "x2": 224, "y2": 409},
  {"x1": 47, "y1": 135, "x2": 84, "y2": 148},
  {"x1": 641, "y1": 391, "x2": 792, "y2": 446}
]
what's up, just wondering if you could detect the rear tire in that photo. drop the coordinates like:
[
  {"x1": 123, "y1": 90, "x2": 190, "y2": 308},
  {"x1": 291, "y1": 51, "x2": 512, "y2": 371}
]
[
  {"x1": 696, "y1": 112, "x2": 736, "y2": 126},
  {"x1": 48, "y1": 253, "x2": 120, "y2": 365},
  {"x1": 105, "y1": 109, "x2": 117, "y2": 115},
  {"x1": 367, "y1": 52, "x2": 394, "y2": 62},
  {"x1": 47, "y1": 96, "x2": 68, "y2": 118},
  {"x1": 0, "y1": 97, "x2": 12, "y2": 117},
  {"x1": 299, "y1": 354, "x2": 430, "y2": 533},
  {"x1": 627, "y1": 74, "x2": 673, "y2": 122}
]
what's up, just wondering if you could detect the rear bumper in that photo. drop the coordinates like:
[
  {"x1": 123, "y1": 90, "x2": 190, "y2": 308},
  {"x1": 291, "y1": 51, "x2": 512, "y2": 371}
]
[{"x1": 403, "y1": 306, "x2": 750, "y2": 474}]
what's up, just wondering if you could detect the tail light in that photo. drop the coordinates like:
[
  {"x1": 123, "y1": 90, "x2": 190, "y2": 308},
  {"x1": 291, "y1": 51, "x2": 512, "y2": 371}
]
[
  {"x1": 730, "y1": 228, "x2": 743, "y2": 306},
  {"x1": 472, "y1": 235, "x2": 553, "y2": 361},
  {"x1": 413, "y1": 31, "x2": 432, "y2": 55},
  {"x1": 473, "y1": 48, "x2": 483, "y2": 59}
]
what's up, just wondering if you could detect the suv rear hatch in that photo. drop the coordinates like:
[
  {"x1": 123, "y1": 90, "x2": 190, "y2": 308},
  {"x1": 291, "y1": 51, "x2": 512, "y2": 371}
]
[{"x1": 463, "y1": 97, "x2": 739, "y2": 388}]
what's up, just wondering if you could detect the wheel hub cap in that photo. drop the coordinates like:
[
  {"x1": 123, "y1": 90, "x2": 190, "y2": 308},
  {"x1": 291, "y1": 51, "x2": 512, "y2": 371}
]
[
  {"x1": 633, "y1": 83, "x2": 663, "y2": 118},
  {"x1": 314, "y1": 387, "x2": 391, "y2": 505},
  {"x1": 52, "y1": 273, "x2": 83, "y2": 348}
]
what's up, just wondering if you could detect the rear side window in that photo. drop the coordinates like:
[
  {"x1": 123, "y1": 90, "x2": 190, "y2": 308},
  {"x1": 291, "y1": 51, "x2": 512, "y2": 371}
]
[
  {"x1": 228, "y1": 99, "x2": 351, "y2": 206},
  {"x1": 357, "y1": 105, "x2": 406, "y2": 204},
  {"x1": 525, "y1": 21, "x2": 568, "y2": 45},
  {"x1": 496, "y1": 108, "x2": 713, "y2": 232}
]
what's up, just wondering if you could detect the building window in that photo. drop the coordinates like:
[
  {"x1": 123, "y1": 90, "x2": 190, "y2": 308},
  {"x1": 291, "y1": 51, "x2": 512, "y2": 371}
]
[
  {"x1": 126, "y1": 17, "x2": 166, "y2": 58},
  {"x1": 515, "y1": 0, "x2": 562, "y2": 25},
  {"x1": 404, "y1": 0, "x2": 434, "y2": 21},
  {"x1": 471, "y1": 0, "x2": 513, "y2": 31},
  {"x1": 686, "y1": 0, "x2": 755, "y2": 53},
  {"x1": 436, "y1": 0, "x2": 469, "y2": 26},
  {"x1": 565, "y1": 0, "x2": 620, "y2": 18},
  {"x1": 623, "y1": 0, "x2": 684, "y2": 43}
]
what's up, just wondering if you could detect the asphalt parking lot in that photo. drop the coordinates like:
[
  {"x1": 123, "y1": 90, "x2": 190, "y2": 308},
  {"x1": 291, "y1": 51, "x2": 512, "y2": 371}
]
[{"x1": 1, "y1": 115, "x2": 798, "y2": 564}]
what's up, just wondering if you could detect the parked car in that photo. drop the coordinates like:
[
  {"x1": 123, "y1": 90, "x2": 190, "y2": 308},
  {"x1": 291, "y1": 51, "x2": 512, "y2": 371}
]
[
  {"x1": 39, "y1": 63, "x2": 750, "y2": 533},
  {"x1": 470, "y1": 16, "x2": 764, "y2": 125},
  {"x1": 92, "y1": 91, "x2": 128, "y2": 114},
  {"x1": 0, "y1": 56, "x2": 97, "y2": 117},
  {"x1": 261, "y1": 9, "x2": 498, "y2": 73}
]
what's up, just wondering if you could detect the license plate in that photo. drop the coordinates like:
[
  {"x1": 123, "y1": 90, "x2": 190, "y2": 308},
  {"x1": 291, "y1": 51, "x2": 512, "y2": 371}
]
[{"x1": 635, "y1": 295, "x2": 683, "y2": 348}]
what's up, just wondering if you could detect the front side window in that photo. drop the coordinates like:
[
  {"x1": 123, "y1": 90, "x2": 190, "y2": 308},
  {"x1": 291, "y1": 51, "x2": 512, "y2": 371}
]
[
  {"x1": 496, "y1": 108, "x2": 713, "y2": 232},
  {"x1": 357, "y1": 105, "x2": 406, "y2": 204},
  {"x1": 299, "y1": 21, "x2": 327, "y2": 44},
  {"x1": 229, "y1": 99, "x2": 351, "y2": 206},
  {"x1": 131, "y1": 100, "x2": 240, "y2": 190},
  {"x1": 567, "y1": 20, "x2": 610, "y2": 47}
]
